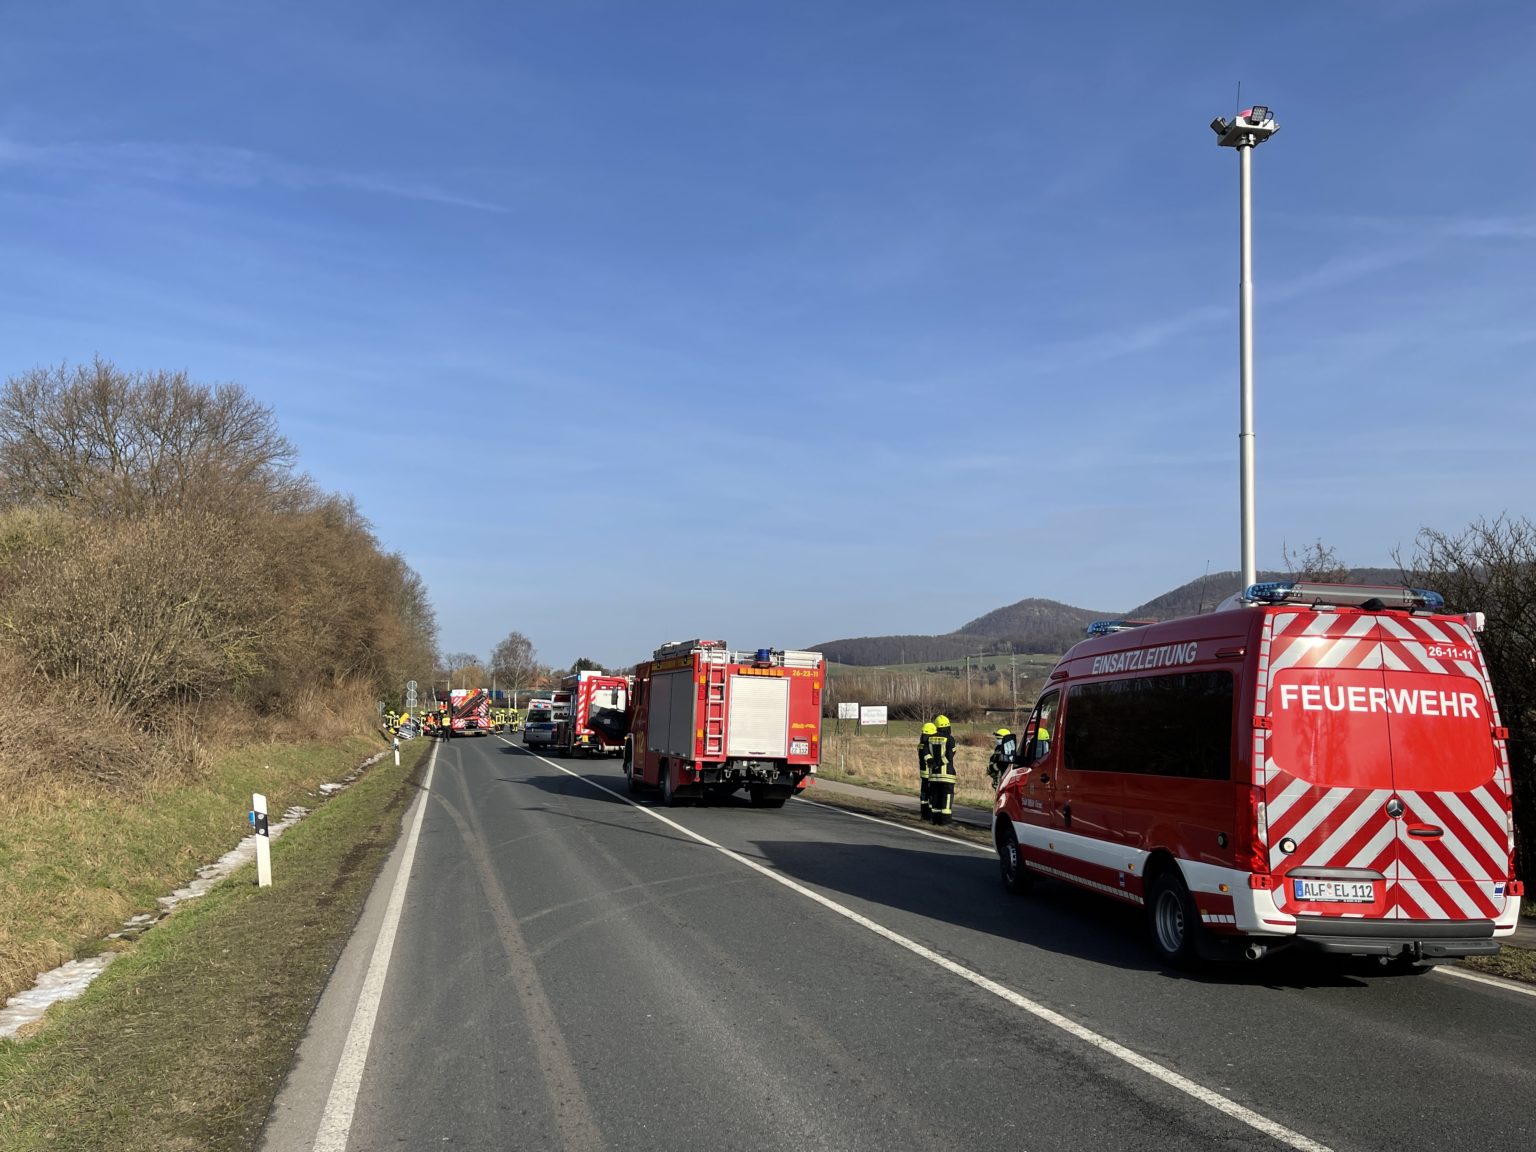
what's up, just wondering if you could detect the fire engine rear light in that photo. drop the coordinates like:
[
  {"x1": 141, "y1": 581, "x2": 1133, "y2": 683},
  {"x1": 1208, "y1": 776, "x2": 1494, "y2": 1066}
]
[
  {"x1": 1249, "y1": 874, "x2": 1280, "y2": 890},
  {"x1": 1243, "y1": 581, "x2": 1445, "y2": 611}
]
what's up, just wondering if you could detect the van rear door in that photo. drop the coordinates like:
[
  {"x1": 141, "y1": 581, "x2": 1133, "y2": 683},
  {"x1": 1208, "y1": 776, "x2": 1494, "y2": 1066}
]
[
  {"x1": 1375, "y1": 614, "x2": 1510, "y2": 923},
  {"x1": 1258, "y1": 610, "x2": 1509, "y2": 926},
  {"x1": 1261, "y1": 610, "x2": 1397, "y2": 922}
]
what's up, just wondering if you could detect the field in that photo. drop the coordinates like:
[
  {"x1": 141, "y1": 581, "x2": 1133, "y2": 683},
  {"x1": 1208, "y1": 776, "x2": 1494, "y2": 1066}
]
[{"x1": 819, "y1": 720, "x2": 999, "y2": 811}]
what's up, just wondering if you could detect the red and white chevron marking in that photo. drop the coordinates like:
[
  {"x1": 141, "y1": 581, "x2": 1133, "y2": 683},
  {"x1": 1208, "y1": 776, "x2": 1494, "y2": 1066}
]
[{"x1": 1258, "y1": 609, "x2": 1511, "y2": 923}]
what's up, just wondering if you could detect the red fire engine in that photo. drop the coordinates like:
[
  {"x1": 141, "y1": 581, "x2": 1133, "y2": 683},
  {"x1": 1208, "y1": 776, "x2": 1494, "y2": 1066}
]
[
  {"x1": 550, "y1": 671, "x2": 631, "y2": 757},
  {"x1": 447, "y1": 688, "x2": 494, "y2": 737},
  {"x1": 994, "y1": 581, "x2": 1523, "y2": 970},
  {"x1": 625, "y1": 640, "x2": 824, "y2": 808}
]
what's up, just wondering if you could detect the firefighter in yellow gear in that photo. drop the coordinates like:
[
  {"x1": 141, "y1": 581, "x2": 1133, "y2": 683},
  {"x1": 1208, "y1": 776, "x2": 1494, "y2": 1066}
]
[
  {"x1": 918, "y1": 722, "x2": 937, "y2": 821},
  {"x1": 927, "y1": 715, "x2": 956, "y2": 825},
  {"x1": 988, "y1": 727, "x2": 1017, "y2": 789}
]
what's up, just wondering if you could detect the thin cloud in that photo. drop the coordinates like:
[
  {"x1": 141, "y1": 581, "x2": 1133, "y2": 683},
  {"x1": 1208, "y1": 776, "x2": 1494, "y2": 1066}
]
[{"x1": 0, "y1": 137, "x2": 505, "y2": 213}]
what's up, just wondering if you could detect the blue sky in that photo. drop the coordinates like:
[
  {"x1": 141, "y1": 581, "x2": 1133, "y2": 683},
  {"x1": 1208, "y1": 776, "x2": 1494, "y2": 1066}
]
[{"x1": 2, "y1": 2, "x2": 1532, "y2": 669}]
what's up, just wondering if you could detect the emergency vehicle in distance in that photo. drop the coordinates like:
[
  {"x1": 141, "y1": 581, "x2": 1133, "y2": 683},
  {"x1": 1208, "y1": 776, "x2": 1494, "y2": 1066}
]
[
  {"x1": 625, "y1": 640, "x2": 824, "y2": 808},
  {"x1": 522, "y1": 698, "x2": 556, "y2": 748},
  {"x1": 447, "y1": 688, "x2": 494, "y2": 737},
  {"x1": 548, "y1": 670, "x2": 630, "y2": 757},
  {"x1": 994, "y1": 581, "x2": 1523, "y2": 971}
]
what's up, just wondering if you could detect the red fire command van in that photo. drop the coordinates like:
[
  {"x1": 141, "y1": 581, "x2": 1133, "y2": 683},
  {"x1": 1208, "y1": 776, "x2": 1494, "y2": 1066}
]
[
  {"x1": 625, "y1": 640, "x2": 824, "y2": 808},
  {"x1": 993, "y1": 581, "x2": 1522, "y2": 970}
]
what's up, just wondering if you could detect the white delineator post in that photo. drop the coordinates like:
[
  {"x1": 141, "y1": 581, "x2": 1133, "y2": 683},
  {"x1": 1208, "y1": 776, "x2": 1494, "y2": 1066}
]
[
  {"x1": 252, "y1": 792, "x2": 272, "y2": 888},
  {"x1": 393, "y1": 735, "x2": 401, "y2": 767}
]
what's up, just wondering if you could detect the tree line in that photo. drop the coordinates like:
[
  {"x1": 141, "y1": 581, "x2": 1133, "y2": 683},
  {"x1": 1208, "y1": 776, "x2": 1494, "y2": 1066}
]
[
  {"x1": 0, "y1": 360, "x2": 437, "y2": 793},
  {"x1": 424, "y1": 635, "x2": 614, "y2": 702}
]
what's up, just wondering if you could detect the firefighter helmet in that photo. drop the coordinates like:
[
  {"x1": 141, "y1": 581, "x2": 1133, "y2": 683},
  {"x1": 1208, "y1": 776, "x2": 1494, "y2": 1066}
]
[
  {"x1": 934, "y1": 714, "x2": 951, "y2": 729},
  {"x1": 994, "y1": 727, "x2": 1011, "y2": 737},
  {"x1": 921, "y1": 722, "x2": 937, "y2": 735}
]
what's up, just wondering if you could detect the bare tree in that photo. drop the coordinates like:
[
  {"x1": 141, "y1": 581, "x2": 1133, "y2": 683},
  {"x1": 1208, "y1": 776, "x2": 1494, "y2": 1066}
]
[
  {"x1": 489, "y1": 631, "x2": 540, "y2": 690},
  {"x1": 1281, "y1": 538, "x2": 1348, "y2": 582},
  {"x1": 1400, "y1": 515, "x2": 1536, "y2": 881},
  {"x1": 0, "y1": 359, "x2": 301, "y2": 514}
]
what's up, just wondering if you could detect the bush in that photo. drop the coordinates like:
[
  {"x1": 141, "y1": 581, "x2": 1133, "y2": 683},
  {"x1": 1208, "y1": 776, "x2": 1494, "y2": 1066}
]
[
  {"x1": 0, "y1": 362, "x2": 437, "y2": 797},
  {"x1": 1404, "y1": 516, "x2": 1536, "y2": 881}
]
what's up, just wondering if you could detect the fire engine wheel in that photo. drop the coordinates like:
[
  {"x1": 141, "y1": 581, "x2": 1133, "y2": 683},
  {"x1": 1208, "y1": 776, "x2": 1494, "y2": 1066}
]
[
  {"x1": 996, "y1": 825, "x2": 1032, "y2": 895},
  {"x1": 623, "y1": 745, "x2": 641, "y2": 794},
  {"x1": 1147, "y1": 870, "x2": 1200, "y2": 968},
  {"x1": 660, "y1": 764, "x2": 679, "y2": 807}
]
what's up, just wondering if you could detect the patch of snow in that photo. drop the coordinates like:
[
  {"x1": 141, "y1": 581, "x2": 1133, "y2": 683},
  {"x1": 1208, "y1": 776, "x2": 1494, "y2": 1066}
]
[{"x1": 0, "y1": 954, "x2": 117, "y2": 1039}]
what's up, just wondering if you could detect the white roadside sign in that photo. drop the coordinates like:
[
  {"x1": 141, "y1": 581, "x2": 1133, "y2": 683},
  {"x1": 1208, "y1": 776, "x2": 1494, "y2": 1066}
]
[
  {"x1": 859, "y1": 705, "x2": 888, "y2": 726},
  {"x1": 837, "y1": 702, "x2": 860, "y2": 720}
]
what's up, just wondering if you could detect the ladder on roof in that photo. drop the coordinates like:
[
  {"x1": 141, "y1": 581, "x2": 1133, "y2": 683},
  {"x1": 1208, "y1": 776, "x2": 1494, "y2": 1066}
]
[{"x1": 703, "y1": 651, "x2": 728, "y2": 758}]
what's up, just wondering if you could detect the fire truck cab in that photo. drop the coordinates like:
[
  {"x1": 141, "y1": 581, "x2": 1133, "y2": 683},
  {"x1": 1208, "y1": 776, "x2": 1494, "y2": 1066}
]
[
  {"x1": 625, "y1": 640, "x2": 824, "y2": 808},
  {"x1": 994, "y1": 581, "x2": 1523, "y2": 970}
]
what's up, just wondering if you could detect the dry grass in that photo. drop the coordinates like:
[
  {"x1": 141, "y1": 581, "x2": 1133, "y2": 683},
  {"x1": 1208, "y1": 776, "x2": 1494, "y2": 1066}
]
[
  {"x1": 0, "y1": 735, "x2": 431, "y2": 1152},
  {"x1": 0, "y1": 733, "x2": 390, "y2": 1008},
  {"x1": 1460, "y1": 947, "x2": 1536, "y2": 984},
  {"x1": 821, "y1": 725, "x2": 997, "y2": 810}
]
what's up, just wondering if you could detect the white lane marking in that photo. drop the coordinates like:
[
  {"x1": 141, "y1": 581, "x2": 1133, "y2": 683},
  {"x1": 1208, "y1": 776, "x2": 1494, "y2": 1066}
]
[
  {"x1": 802, "y1": 793, "x2": 1536, "y2": 1002},
  {"x1": 313, "y1": 740, "x2": 439, "y2": 1152},
  {"x1": 500, "y1": 740, "x2": 1331, "y2": 1152},
  {"x1": 792, "y1": 794, "x2": 995, "y2": 854},
  {"x1": 1435, "y1": 964, "x2": 1536, "y2": 998}
]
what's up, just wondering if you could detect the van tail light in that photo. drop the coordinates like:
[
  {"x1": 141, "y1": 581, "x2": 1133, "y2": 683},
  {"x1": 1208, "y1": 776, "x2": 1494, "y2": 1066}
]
[
  {"x1": 1511, "y1": 880, "x2": 1526, "y2": 897},
  {"x1": 1249, "y1": 874, "x2": 1280, "y2": 890},
  {"x1": 1236, "y1": 786, "x2": 1270, "y2": 875}
]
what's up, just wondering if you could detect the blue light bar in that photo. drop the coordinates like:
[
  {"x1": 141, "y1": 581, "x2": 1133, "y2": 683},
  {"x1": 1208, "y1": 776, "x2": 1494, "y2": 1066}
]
[
  {"x1": 1242, "y1": 581, "x2": 1444, "y2": 611},
  {"x1": 1086, "y1": 619, "x2": 1156, "y2": 637}
]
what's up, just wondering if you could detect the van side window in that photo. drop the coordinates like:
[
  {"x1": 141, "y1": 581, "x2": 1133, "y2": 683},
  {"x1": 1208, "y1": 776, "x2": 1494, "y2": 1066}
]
[
  {"x1": 1063, "y1": 671, "x2": 1234, "y2": 781},
  {"x1": 1021, "y1": 691, "x2": 1060, "y2": 766}
]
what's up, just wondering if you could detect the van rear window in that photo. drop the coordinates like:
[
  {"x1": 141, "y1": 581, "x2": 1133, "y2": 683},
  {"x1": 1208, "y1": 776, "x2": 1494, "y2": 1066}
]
[{"x1": 1064, "y1": 671, "x2": 1234, "y2": 781}]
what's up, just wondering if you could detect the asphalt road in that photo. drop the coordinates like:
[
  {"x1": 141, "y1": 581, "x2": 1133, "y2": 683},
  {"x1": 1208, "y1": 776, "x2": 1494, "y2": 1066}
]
[{"x1": 261, "y1": 735, "x2": 1536, "y2": 1152}]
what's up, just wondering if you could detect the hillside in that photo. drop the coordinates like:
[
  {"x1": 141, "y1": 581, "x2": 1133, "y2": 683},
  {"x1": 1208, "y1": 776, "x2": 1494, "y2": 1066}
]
[
  {"x1": 957, "y1": 597, "x2": 1109, "y2": 647},
  {"x1": 815, "y1": 567, "x2": 1413, "y2": 667},
  {"x1": 1123, "y1": 567, "x2": 1405, "y2": 620}
]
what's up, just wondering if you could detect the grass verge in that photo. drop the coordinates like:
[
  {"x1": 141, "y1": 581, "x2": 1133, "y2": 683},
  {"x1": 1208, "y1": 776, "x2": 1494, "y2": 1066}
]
[
  {"x1": 1459, "y1": 947, "x2": 1536, "y2": 984},
  {"x1": 0, "y1": 734, "x2": 398, "y2": 1005},
  {"x1": 0, "y1": 736, "x2": 430, "y2": 1152}
]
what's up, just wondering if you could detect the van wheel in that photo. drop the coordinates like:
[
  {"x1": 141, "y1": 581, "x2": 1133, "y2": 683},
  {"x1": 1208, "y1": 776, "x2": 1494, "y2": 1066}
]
[
  {"x1": 1147, "y1": 870, "x2": 1201, "y2": 968},
  {"x1": 997, "y1": 824, "x2": 1032, "y2": 895}
]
